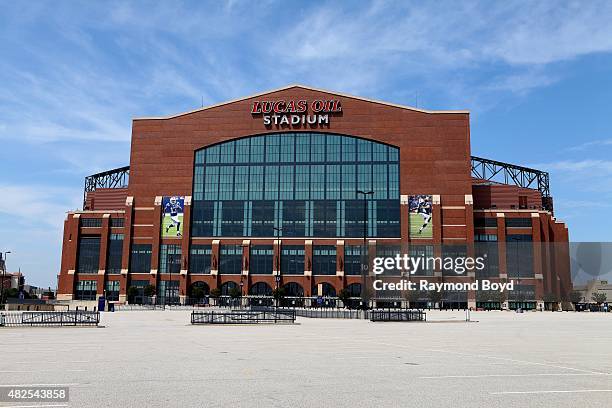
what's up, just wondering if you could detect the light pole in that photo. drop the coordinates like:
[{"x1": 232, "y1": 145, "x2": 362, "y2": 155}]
[
  {"x1": 273, "y1": 227, "x2": 282, "y2": 308},
  {"x1": 1, "y1": 251, "x2": 11, "y2": 305},
  {"x1": 357, "y1": 190, "x2": 374, "y2": 309}
]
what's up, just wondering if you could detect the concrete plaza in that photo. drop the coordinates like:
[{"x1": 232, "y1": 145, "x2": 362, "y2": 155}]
[{"x1": 1, "y1": 310, "x2": 611, "y2": 407}]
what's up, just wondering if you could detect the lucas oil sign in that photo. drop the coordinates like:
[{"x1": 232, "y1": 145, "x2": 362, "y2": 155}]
[{"x1": 251, "y1": 99, "x2": 342, "y2": 127}]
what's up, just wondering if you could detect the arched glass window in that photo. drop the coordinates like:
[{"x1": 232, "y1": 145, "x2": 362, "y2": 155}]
[{"x1": 192, "y1": 132, "x2": 400, "y2": 238}]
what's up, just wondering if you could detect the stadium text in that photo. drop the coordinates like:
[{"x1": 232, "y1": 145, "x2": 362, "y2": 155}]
[{"x1": 251, "y1": 99, "x2": 342, "y2": 128}]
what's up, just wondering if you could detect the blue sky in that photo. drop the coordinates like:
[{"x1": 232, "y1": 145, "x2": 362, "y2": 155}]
[{"x1": 1, "y1": 1, "x2": 612, "y2": 287}]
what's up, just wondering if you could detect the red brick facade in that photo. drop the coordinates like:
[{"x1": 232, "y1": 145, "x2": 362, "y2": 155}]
[{"x1": 57, "y1": 85, "x2": 571, "y2": 307}]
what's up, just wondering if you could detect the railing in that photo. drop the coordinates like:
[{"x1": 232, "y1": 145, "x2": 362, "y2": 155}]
[
  {"x1": 0, "y1": 311, "x2": 100, "y2": 327},
  {"x1": 369, "y1": 309, "x2": 426, "y2": 322},
  {"x1": 191, "y1": 310, "x2": 296, "y2": 324},
  {"x1": 252, "y1": 306, "x2": 367, "y2": 319}
]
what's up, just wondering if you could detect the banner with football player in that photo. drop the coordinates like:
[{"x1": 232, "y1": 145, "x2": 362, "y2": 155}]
[
  {"x1": 409, "y1": 195, "x2": 433, "y2": 238},
  {"x1": 161, "y1": 196, "x2": 185, "y2": 238}
]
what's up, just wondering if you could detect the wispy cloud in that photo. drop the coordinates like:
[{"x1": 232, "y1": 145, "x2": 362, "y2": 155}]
[{"x1": 566, "y1": 139, "x2": 612, "y2": 152}]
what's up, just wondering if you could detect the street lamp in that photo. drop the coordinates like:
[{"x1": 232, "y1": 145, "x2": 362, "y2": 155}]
[
  {"x1": 357, "y1": 190, "x2": 374, "y2": 309},
  {"x1": 273, "y1": 226, "x2": 282, "y2": 286},
  {"x1": 273, "y1": 227, "x2": 282, "y2": 309},
  {"x1": 1, "y1": 251, "x2": 11, "y2": 305}
]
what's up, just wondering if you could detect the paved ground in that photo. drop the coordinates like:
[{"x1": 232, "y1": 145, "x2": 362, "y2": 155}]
[{"x1": 1, "y1": 310, "x2": 612, "y2": 407}]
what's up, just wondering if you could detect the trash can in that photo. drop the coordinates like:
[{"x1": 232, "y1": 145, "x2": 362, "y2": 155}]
[{"x1": 98, "y1": 296, "x2": 106, "y2": 312}]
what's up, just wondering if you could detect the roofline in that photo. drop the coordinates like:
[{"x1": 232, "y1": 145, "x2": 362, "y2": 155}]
[{"x1": 133, "y1": 84, "x2": 470, "y2": 120}]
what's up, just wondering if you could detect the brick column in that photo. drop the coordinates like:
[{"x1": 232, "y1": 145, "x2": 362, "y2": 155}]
[
  {"x1": 179, "y1": 196, "x2": 192, "y2": 304},
  {"x1": 531, "y1": 212, "x2": 544, "y2": 308},
  {"x1": 496, "y1": 213, "x2": 508, "y2": 308},
  {"x1": 304, "y1": 240, "x2": 312, "y2": 296},
  {"x1": 400, "y1": 195, "x2": 410, "y2": 242},
  {"x1": 211, "y1": 240, "x2": 220, "y2": 288},
  {"x1": 150, "y1": 196, "x2": 162, "y2": 288},
  {"x1": 119, "y1": 196, "x2": 133, "y2": 302},
  {"x1": 96, "y1": 214, "x2": 111, "y2": 299},
  {"x1": 58, "y1": 213, "x2": 80, "y2": 300},
  {"x1": 465, "y1": 195, "x2": 476, "y2": 308},
  {"x1": 242, "y1": 240, "x2": 250, "y2": 297}
]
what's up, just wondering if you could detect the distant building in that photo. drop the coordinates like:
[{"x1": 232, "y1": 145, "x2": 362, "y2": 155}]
[{"x1": 574, "y1": 280, "x2": 612, "y2": 303}]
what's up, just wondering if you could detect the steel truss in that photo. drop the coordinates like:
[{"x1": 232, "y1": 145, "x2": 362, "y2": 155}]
[{"x1": 83, "y1": 166, "x2": 129, "y2": 208}]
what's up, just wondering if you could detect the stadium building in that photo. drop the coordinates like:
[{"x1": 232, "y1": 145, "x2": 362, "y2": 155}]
[{"x1": 57, "y1": 85, "x2": 571, "y2": 310}]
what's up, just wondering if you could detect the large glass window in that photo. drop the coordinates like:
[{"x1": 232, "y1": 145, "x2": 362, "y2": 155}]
[
  {"x1": 75, "y1": 280, "x2": 97, "y2": 300},
  {"x1": 130, "y1": 244, "x2": 152, "y2": 273},
  {"x1": 106, "y1": 233, "x2": 123, "y2": 274},
  {"x1": 160, "y1": 244, "x2": 181, "y2": 274},
  {"x1": 313, "y1": 245, "x2": 336, "y2": 275},
  {"x1": 506, "y1": 235, "x2": 534, "y2": 278},
  {"x1": 219, "y1": 244, "x2": 242, "y2": 274},
  {"x1": 105, "y1": 281, "x2": 120, "y2": 301},
  {"x1": 190, "y1": 245, "x2": 212, "y2": 274},
  {"x1": 344, "y1": 245, "x2": 364, "y2": 275},
  {"x1": 77, "y1": 236, "x2": 100, "y2": 274},
  {"x1": 250, "y1": 245, "x2": 273, "y2": 274},
  {"x1": 193, "y1": 133, "x2": 400, "y2": 238},
  {"x1": 281, "y1": 245, "x2": 305, "y2": 275}
]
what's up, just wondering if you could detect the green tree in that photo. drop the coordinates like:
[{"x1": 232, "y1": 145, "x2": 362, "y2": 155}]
[
  {"x1": 569, "y1": 290, "x2": 583, "y2": 304},
  {"x1": 127, "y1": 286, "x2": 138, "y2": 302},
  {"x1": 228, "y1": 287, "x2": 242, "y2": 299},
  {"x1": 543, "y1": 292, "x2": 559, "y2": 303},
  {"x1": 210, "y1": 288, "x2": 221, "y2": 298},
  {"x1": 592, "y1": 292, "x2": 607, "y2": 305},
  {"x1": 191, "y1": 287, "x2": 206, "y2": 300},
  {"x1": 428, "y1": 290, "x2": 443, "y2": 309},
  {"x1": 272, "y1": 287, "x2": 285, "y2": 301},
  {"x1": 338, "y1": 289, "x2": 350, "y2": 307},
  {"x1": 143, "y1": 285, "x2": 156, "y2": 297}
]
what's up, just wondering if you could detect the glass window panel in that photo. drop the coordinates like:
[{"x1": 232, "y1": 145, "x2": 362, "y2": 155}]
[
  {"x1": 250, "y1": 137, "x2": 265, "y2": 163},
  {"x1": 279, "y1": 165, "x2": 294, "y2": 200},
  {"x1": 235, "y1": 138, "x2": 250, "y2": 163},
  {"x1": 295, "y1": 133, "x2": 310, "y2": 162},
  {"x1": 310, "y1": 165, "x2": 325, "y2": 199},
  {"x1": 220, "y1": 141, "x2": 235, "y2": 163},
  {"x1": 265, "y1": 134, "x2": 280, "y2": 162},
  {"x1": 357, "y1": 139, "x2": 372, "y2": 162},
  {"x1": 280, "y1": 134, "x2": 295, "y2": 162},
  {"x1": 265, "y1": 166, "x2": 279, "y2": 200},
  {"x1": 249, "y1": 166, "x2": 264, "y2": 200}
]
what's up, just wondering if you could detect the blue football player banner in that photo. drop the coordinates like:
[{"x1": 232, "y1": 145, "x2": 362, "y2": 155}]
[
  {"x1": 409, "y1": 195, "x2": 433, "y2": 238},
  {"x1": 161, "y1": 196, "x2": 185, "y2": 238}
]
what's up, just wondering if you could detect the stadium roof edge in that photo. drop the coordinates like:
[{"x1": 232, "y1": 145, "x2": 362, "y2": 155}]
[{"x1": 133, "y1": 84, "x2": 470, "y2": 120}]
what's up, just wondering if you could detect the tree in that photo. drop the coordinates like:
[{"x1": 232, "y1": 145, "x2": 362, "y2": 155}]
[
  {"x1": 272, "y1": 287, "x2": 285, "y2": 301},
  {"x1": 143, "y1": 285, "x2": 156, "y2": 297},
  {"x1": 569, "y1": 290, "x2": 583, "y2": 304},
  {"x1": 592, "y1": 292, "x2": 607, "y2": 305},
  {"x1": 403, "y1": 289, "x2": 423, "y2": 308},
  {"x1": 228, "y1": 287, "x2": 241, "y2": 299},
  {"x1": 338, "y1": 289, "x2": 350, "y2": 307},
  {"x1": 191, "y1": 287, "x2": 206, "y2": 300},
  {"x1": 210, "y1": 288, "x2": 221, "y2": 298},
  {"x1": 127, "y1": 286, "x2": 138, "y2": 303},
  {"x1": 428, "y1": 290, "x2": 443, "y2": 309},
  {"x1": 543, "y1": 292, "x2": 559, "y2": 303}
]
